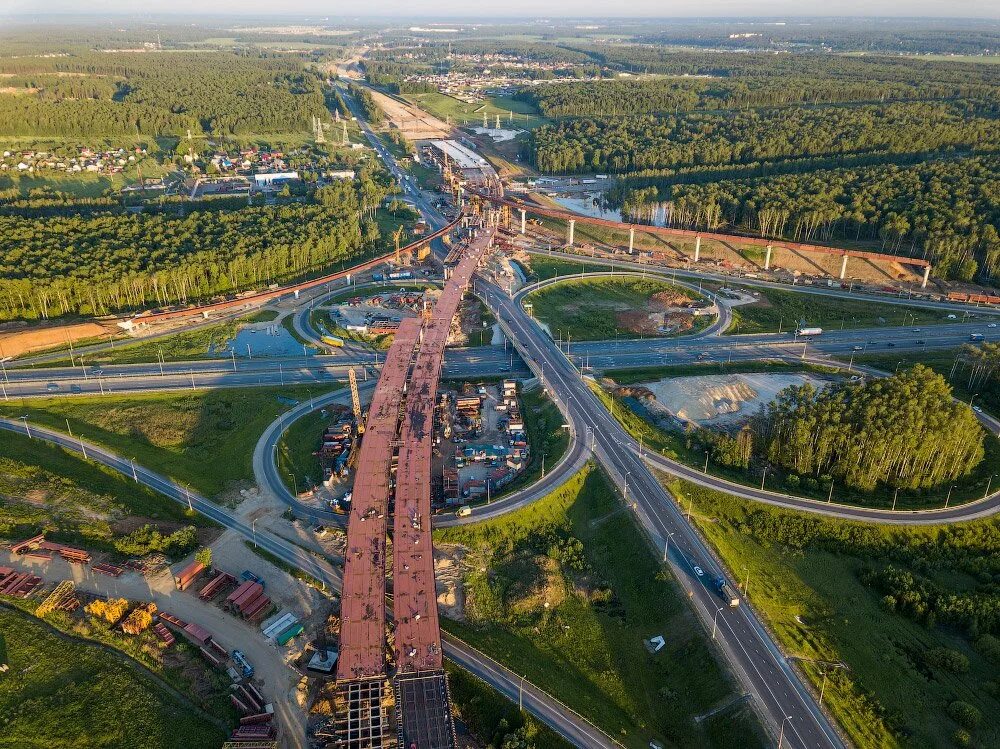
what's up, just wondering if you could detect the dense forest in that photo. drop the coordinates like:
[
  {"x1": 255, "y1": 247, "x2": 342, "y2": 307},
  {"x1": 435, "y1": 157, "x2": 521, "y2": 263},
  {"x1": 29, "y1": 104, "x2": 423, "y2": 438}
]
[
  {"x1": 0, "y1": 170, "x2": 394, "y2": 320},
  {"x1": 529, "y1": 102, "x2": 999, "y2": 174},
  {"x1": 0, "y1": 52, "x2": 328, "y2": 137},
  {"x1": 618, "y1": 156, "x2": 1000, "y2": 281},
  {"x1": 743, "y1": 367, "x2": 985, "y2": 491}
]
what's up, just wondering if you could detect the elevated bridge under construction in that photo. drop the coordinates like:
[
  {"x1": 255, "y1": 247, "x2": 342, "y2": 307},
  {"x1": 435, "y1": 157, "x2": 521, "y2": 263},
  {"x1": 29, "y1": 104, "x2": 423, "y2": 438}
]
[{"x1": 333, "y1": 221, "x2": 496, "y2": 749}]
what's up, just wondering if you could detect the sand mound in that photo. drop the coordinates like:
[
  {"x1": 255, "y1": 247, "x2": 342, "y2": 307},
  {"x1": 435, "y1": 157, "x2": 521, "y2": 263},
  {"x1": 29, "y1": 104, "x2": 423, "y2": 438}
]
[{"x1": 643, "y1": 373, "x2": 827, "y2": 426}]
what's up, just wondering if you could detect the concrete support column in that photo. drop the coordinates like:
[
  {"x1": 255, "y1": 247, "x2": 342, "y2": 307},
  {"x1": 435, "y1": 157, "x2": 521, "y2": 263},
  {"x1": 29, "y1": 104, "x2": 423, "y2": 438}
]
[
  {"x1": 764, "y1": 244, "x2": 772, "y2": 270},
  {"x1": 520, "y1": 209, "x2": 526, "y2": 235},
  {"x1": 567, "y1": 219, "x2": 575, "y2": 247},
  {"x1": 628, "y1": 227, "x2": 635, "y2": 253},
  {"x1": 921, "y1": 265, "x2": 931, "y2": 289},
  {"x1": 839, "y1": 254, "x2": 849, "y2": 280},
  {"x1": 694, "y1": 235, "x2": 701, "y2": 262}
]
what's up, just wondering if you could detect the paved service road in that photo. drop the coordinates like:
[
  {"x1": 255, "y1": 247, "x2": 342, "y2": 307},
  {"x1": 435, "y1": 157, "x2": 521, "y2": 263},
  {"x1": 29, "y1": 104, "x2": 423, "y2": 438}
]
[{"x1": 0, "y1": 414, "x2": 619, "y2": 749}]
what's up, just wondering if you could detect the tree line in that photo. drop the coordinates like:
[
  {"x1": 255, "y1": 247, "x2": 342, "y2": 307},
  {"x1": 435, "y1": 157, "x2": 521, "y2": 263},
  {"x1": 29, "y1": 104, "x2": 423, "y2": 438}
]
[
  {"x1": 0, "y1": 51, "x2": 328, "y2": 138},
  {"x1": 0, "y1": 169, "x2": 396, "y2": 321},
  {"x1": 618, "y1": 156, "x2": 1000, "y2": 281},
  {"x1": 528, "y1": 102, "x2": 998, "y2": 174},
  {"x1": 739, "y1": 366, "x2": 985, "y2": 491}
]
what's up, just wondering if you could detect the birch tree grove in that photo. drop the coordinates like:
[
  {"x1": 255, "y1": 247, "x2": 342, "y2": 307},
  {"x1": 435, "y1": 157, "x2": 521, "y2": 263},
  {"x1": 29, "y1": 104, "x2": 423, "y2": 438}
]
[{"x1": 753, "y1": 366, "x2": 985, "y2": 491}]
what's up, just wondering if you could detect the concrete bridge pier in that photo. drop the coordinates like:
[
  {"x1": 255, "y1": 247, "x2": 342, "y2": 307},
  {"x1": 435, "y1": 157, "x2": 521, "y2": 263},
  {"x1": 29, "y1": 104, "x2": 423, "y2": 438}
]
[
  {"x1": 839, "y1": 254, "x2": 849, "y2": 280},
  {"x1": 921, "y1": 265, "x2": 931, "y2": 289},
  {"x1": 520, "y1": 209, "x2": 526, "y2": 235},
  {"x1": 764, "y1": 244, "x2": 772, "y2": 270},
  {"x1": 567, "y1": 219, "x2": 575, "y2": 247},
  {"x1": 628, "y1": 227, "x2": 635, "y2": 253},
  {"x1": 693, "y1": 236, "x2": 701, "y2": 262}
]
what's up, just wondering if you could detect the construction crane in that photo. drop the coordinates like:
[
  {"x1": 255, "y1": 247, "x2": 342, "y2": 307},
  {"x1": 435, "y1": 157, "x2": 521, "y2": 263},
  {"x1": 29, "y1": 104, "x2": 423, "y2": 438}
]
[{"x1": 349, "y1": 368, "x2": 365, "y2": 435}]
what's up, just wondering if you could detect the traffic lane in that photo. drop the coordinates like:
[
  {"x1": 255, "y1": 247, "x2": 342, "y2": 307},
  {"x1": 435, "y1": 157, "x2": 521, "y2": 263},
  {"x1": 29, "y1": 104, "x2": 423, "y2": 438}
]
[
  {"x1": 1, "y1": 346, "x2": 521, "y2": 384},
  {"x1": 0, "y1": 358, "x2": 531, "y2": 399},
  {"x1": 486, "y1": 284, "x2": 842, "y2": 749}
]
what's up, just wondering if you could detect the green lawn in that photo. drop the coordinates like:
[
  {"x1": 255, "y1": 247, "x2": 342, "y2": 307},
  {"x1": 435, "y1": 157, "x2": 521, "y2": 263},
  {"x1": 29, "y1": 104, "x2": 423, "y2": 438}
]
[
  {"x1": 667, "y1": 477, "x2": 1000, "y2": 749},
  {"x1": 0, "y1": 606, "x2": 227, "y2": 748},
  {"x1": 435, "y1": 464, "x2": 764, "y2": 749},
  {"x1": 402, "y1": 91, "x2": 549, "y2": 130},
  {"x1": 523, "y1": 252, "x2": 617, "y2": 281},
  {"x1": 0, "y1": 385, "x2": 341, "y2": 499},
  {"x1": 603, "y1": 359, "x2": 839, "y2": 384},
  {"x1": 525, "y1": 276, "x2": 712, "y2": 342},
  {"x1": 727, "y1": 286, "x2": 959, "y2": 335},
  {"x1": 0, "y1": 428, "x2": 209, "y2": 550},
  {"x1": 591, "y1": 376, "x2": 1000, "y2": 510},
  {"x1": 850, "y1": 347, "x2": 999, "y2": 417},
  {"x1": 65, "y1": 309, "x2": 278, "y2": 366},
  {"x1": 276, "y1": 406, "x2": 335, "y2": 493}
]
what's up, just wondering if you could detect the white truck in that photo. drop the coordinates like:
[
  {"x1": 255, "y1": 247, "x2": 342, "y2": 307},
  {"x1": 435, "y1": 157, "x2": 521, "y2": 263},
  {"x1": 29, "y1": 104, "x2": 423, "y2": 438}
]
[{"x1": 796, "y1": 327, "x2": 823, "y2": 337}]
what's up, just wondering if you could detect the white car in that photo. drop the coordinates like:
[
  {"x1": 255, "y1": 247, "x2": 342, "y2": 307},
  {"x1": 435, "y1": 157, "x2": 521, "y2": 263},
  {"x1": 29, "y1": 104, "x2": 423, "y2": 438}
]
[
  {"x1": 693, "y1": 566, "x2": 705, "y2": 577},
  {"x1": 973, "y1": 406, "x2": 983, "y2": 413},
  {"x1": 989, "y1": 323, "x2": 998, "y2": 328}
]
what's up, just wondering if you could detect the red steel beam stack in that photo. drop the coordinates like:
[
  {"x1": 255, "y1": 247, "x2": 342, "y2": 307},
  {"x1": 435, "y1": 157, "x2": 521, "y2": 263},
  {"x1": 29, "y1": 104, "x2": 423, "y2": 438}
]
[
  {"x1": 393, "y1": 227, "x2": 495, "y2": 675},
  {"x1": 199, "y1": 571, "x2": 236, "y2": 600},
  {"x1": 336, "y1": 316, "x2": 422, "y2": 683}
]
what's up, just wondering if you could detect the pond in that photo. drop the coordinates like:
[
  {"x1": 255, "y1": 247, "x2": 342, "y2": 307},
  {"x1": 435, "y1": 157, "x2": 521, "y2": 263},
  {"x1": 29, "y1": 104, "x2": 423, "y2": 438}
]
[{"x1": 226, "y1": 322, "x2": 318, "y2": 358}]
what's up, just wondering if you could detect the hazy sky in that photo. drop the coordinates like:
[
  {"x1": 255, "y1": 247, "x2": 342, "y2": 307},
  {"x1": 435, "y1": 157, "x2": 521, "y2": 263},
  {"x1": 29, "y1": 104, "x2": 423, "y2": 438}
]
[{"x1": 8, "y1": 1, "x2": 999, "y2": 19}]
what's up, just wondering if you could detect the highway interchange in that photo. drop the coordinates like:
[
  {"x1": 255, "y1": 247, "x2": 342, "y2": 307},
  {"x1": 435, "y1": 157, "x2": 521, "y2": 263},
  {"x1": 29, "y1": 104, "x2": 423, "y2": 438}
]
[{"x1": 4, "y1": 88, "x2": 1000, "y2": 749}]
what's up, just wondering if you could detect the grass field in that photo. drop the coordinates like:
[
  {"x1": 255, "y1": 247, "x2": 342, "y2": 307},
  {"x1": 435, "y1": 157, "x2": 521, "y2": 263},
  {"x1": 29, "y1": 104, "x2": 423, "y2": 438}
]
[
  {"x1": 726, "y1": 286, "x2": 958, "y2": 334},
  {"x1": 603, "y1": 359, "x2": 838, "y2": 385},
  {"x1": 850, "y1": 347, "x2": 999, "y2": 417},
  {"x1": 668, "y1": 477, "x2": 1000, "y2": 749},
  {"x1": 0, "y1": 427, "x2": 209, "y2": 549},
  {"x1": 591, "y1": 375, "x2": 1000, "y2": 510},
  {"x1": 435, "y1": 464, "x2": 764, "y2": 749},
  {"x1": 523, "y1": 253, "x2": 618, "y2": 281},
  {"x1": 0, "y1": 606, "x2": 227, "y2": 748},
  {"x1": 0, "y1": 385, "x2": 341, "y2": 499},
  {"x1": 276, "y1": 406, "x2": 333, "y2": 493},
  {"x1": 401, "y1": 91, "x2": 549, "y2": 130},
  {"x1": 524, "y1": 275, "x2": 712, "y2": 341},
  {"x1": 65, "y1": 309, "x2": 279, "y2": 366}
]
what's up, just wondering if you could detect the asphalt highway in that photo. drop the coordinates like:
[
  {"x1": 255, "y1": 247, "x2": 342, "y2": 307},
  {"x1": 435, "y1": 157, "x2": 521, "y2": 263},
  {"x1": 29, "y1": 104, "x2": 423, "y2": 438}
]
[
  {"x1": 6, "y1": 314, "x2": 996, "y2": 399},
  {"x1": 479, "y1": 277, "x2": 845, "y2": 749},
  {"x1": 0, "y1": 414, "x2": 619, "y2": 749}
]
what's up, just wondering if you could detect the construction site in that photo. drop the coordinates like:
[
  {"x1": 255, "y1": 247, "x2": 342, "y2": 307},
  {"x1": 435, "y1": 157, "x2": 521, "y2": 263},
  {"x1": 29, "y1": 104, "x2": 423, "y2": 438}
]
[
  {"x1": 437, "y1": 378, "x2": 527, "y2": 505},
  {"x1": 326, "y1": 216, "x2": 497, "y2": 748}
]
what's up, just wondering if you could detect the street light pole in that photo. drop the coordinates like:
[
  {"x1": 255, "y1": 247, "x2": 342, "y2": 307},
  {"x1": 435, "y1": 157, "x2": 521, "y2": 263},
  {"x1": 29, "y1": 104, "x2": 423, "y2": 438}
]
[
  {"x1": 945, "y1": 484, "x2": 955, "y2": 509},
  {"x1": 778, "y1": 715, "x2": 793, "y2": 748},
  {"x1": 712, "y1": 606, "x2": 722, "y2": 639},
  {"x1": 663, "y1": 531, "x2": 674, "y2": 563},
  {"x1": 760, "y1": 465, "x2": 768, "y2": 491},
  {"x1": 986, "y1": 474, "x2": 996, "y2": 499},
  {"x1": 20, "y1": 415, "x2": 30, "y2": 439}
]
